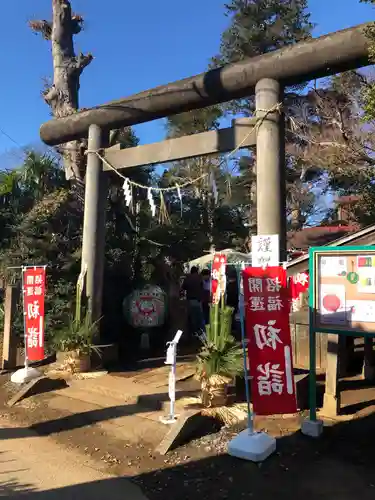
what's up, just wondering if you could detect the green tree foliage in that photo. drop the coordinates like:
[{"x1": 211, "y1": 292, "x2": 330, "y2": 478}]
[
  {"x1": 296, "y1": 69, "x2": 375, "y2": 226},
  {"x1": 0, "y1": 152, "x2": 74, "y2": 339},
  {"x1": 212, "y1": 0, "x2": 314, "y2": 114},
  {"x1": 8, "y1": 0, "x2": 374, "y2": 352},
  {"x1": 360, "y1": 1, "x2": 375, "y2": 120},
  {"x1": 161, "y1": 103, "x2": 249, "y2": 255},
  {"x1": 210, "y1": 0, "x2": 320, "y2": 233},
  {"x1": 0, "y1": 137, "x2": 157, "y2": 342}
]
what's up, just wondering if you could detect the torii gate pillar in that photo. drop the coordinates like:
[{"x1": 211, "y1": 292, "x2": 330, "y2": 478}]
[
  {"x1": 255, "y1": 78, "x2": 287, "y2": 262},
  {"x1": 81, "y1": 124, "x2": 108, "y2": 323}
]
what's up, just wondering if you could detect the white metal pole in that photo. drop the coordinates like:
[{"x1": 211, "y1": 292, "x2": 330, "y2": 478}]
[
  {"x1": 21, "y1": 267, "x2": 29, "y2": 371},
  {"x1": 169, "y1": 348, "x2": 176, "y2": 419}
]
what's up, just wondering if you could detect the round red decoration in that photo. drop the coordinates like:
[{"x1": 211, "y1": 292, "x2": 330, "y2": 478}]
[{"x1": 322, "y1": 294, "x2": 341, "y2": 312}]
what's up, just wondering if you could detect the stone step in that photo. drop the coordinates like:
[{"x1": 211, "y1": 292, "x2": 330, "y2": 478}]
[
  {"x1": 69, "y1": 373, "x2": 176, "y2": 399},
  {"x1": 137, "y1": 389, "x2": 200, "y2": 413},
  {"x1": 68, "y1": 386, "x2": 202, "y2": 425},
  {"x1": 48, "y1": 394, "x2": 167, "y2": 446},
  {"x1": 54, "y1": 385, "x2": 138, "y2": 409},
  {"x1": 66, "y1": 377, "x2": 151, "y2": 402},
  {"x1": 61, "y1": 376, "x2": 199, "y2": 413},
  {"x1": 129, "y1": 363, "x2": 195, "y2": 388},
  {"x1": 53, "y1": 384, "x2": 175, "y2": 422}
]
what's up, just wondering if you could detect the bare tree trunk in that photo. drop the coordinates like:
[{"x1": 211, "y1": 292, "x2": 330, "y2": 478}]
[{"x1": 29, "y1": 0, "x2": 93, "y2": 181}]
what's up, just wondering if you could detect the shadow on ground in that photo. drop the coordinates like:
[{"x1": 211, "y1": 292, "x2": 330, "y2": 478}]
[
  {"x1": 1, "y1": 411, "x2": 375, "y2": 499},
  {"x1": 0, "y1": 476, "x2": 144, "y2": 499},
  {"x1": 0, "y1": 385, "x2": 199, "y2": 440},
  {"x1": 131, "y1": 412, "x2": 375, "y2": 500}
]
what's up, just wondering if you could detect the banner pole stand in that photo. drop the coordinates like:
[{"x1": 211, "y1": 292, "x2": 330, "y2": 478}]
[
  {"x1": 227, "y1": 267, "x2": 276, "y2": 462},
  {"x1": 11, "y1": 266, "x2": 43, "y2": 385}
]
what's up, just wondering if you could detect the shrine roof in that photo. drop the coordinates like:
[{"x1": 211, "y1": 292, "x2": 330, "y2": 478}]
[{"x1": 287, "y1": 223, "x2": 375, "y2": 276}]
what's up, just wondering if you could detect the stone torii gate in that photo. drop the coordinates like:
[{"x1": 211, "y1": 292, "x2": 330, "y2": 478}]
[{"x1": 39, "y1": 23, "x2": 370, "y2": 320}]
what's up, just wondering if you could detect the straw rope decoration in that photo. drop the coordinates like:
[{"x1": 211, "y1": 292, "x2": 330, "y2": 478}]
[{"x1": 86, "y1": 102, "x2": 282, "y2": 223}]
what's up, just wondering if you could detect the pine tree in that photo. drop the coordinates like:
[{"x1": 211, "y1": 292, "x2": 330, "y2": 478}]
[
  {"x1": 165, "y1": 106, "x2": 224, "y2": 250},
  {"x1": 151, "y1": 103, "x2": 249, "y2": 258},
  {"x1": 212, "y1": 0, "x2": 318, "y2": 234},
  {"x1": 212, "y1": 0, "x2": 314, "y2": 114}
]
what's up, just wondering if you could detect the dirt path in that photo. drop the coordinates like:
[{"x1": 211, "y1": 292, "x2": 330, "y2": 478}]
[
  {"x1": 0, "y1": 416, "x2": 147, "y2": 499},
  {"x1": 1, "y1": 375, "x2": 375, "y2": 500}
]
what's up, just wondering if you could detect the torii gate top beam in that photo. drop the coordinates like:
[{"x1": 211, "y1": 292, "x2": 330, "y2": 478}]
[{"x1": 40, "y1": 23, "x2": 370, "y2": 146}]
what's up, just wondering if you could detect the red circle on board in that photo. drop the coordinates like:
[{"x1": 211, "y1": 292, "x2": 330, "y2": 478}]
[{"x1": 322, "y1": 294, "x2": 341, "y2": 312}]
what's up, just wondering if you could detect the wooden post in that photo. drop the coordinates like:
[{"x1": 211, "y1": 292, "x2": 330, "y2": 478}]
[
  {"x1": 255, "y1": 78, "x2": 286, "y2": 261},
  {"x1": 2, "y1": 285, "x2": 19, "y2": 369},
  {"x1": 362, "y1": 336, "x2": 375, "y2": 381},
  {"x1": 81, "y1": 124, "x2": 108, "y2": 325},
  {"x1": 322, "y1": 333, "x2": 342, "y2": 416}
]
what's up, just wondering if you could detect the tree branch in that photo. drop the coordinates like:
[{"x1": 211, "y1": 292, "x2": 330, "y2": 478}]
[
  {"x1": 42, "y1": 86, "x2": 59, "y2": 106},
  {"x1": 70, "y1": 52, "x2": 94, "y2": 76},
  {"x1": 71, "y1": 14, "x2": 84, "y2": 34},
  {"x1": 29, "y1": 20, "x2": 52, "y2": 40}
]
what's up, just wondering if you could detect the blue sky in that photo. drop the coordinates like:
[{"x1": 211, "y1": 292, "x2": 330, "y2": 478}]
[{"x1": 0, "y1": 0, "x2": 373, "y2": 167}]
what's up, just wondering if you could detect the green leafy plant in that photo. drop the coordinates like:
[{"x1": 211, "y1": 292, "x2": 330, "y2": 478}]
[
  {"x1": 49, "y1": 265, "x2": 100, "y2": 358},
  {"x1": 196, "y1": 302, "x2": 243, "y2": 406},
  {"x1": 50, "y1": 312, "x2": 101, "y2": 356}
]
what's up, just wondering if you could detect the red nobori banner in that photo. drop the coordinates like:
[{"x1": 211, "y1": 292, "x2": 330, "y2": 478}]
[
  {"x1": 211, "y1": 254, "x2": 227, "y2": 304},
  {"x1": 289, "y1": 272, "x2": 309, "y2": 312},
  {"x1": 23, "y1": 266, "x2": 46, "y2": 362},
  {"x1": 242, "y1": 266, "x2": 297, "y2": 416}
]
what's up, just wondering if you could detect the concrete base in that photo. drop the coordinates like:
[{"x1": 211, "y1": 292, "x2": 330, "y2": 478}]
[
  {"x1": 323, "y1": 393, "x2": 340, "y2": 417},
  {"x1": 10, "y1": 367, "x2": 42, "y2": 384},
  {"x1": 7, "y1": 376, "x2": 67, "y2": 407},
  {"x1": 155, "y1": 409, "x2": 202, "y2": 455},
  {"x1": 227, "y1": 430, "x2": 276, "y2": 462},
  {"x1": 159, "y1": 415, "x2": 179, "y2": 425},
  {"x1": 301, "y1": 419, "x2": 324, "y2": 438}
]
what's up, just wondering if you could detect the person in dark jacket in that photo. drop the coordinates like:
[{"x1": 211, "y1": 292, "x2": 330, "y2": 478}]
[
  {"x1": 182, "y1": 267, "x2": 204, "y2": 337},
  {"x1": 226, "y1": 267, "x2": 239, "y2": 335},
  {"x1": 201, "y1": 268, "x2": 211, "y2": 326}
]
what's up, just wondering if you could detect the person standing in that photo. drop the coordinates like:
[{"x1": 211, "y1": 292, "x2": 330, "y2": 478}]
[
  {"x1": 226, "y1": 267, "x2": 239, "y2": 336},
  {"x1": 181, "y1": 266, "x2": 204, "y2": 337},
  {"x1": 201, "y1": 268, "x2": 211, "y2": 326}
]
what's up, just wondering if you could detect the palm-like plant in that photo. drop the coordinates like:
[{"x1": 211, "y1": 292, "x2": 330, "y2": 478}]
[
  {"x1": 49, "y1": 270, "x2": 101, "y2": 373},
  {"x1": 22, "y1": 150, "x2": 66, "y2": 201},
  {"x1": 196, "y1": 302, "x2": 243, "y2": 407},
  {"x1": 50, "y1": 312, "x2": 101, "y2": 374},
  {"x1": 50, "y1": 312, "x2": 100, "y2": 356},
  {"x1": 0, "y1": 170, "x2": 22, "y2": 210}
]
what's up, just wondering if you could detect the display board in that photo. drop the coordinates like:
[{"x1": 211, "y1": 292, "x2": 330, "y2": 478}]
[{"x1": 310, "y1": 246, "x2": 375, "y2": 334}]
